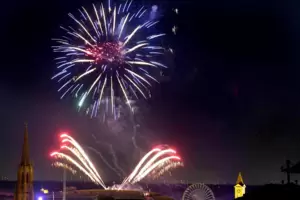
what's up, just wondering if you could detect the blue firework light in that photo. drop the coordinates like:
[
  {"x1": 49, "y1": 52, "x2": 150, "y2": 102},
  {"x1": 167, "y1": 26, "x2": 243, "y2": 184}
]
[{"x1": 52, "y1": 0, "x2": 168, "y2": 117}]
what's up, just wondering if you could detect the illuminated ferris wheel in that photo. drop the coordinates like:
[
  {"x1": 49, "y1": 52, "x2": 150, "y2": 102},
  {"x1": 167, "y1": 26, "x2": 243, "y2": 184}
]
[{"x1": 182, "y1": 183, "x2": 215, "y2": 200}]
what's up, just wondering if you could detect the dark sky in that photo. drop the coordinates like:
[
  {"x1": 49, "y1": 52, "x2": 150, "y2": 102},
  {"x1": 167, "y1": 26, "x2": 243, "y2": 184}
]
[{"x1": 1, "y1": 0, "x2": 300, "y2": 184}]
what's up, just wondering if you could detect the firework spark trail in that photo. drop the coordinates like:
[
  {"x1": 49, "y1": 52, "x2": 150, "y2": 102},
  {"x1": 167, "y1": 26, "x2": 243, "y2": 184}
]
[
  {"x1": 87, "y1": 146, "x2": 122, "y2": 178},
  {"x1": 52, "y1": 0, "x2": 168, "y2": 116},
  {"x1": 131, "y1": 133, "x2": 142, "y2": 158},
  {"x1": 122, "y1": 147, "x2": 161, "y2": 184},
  {"x1": 50, "y1": 152, "x2": 99, "y2": 184},
  {"x1": 131, "y1": 120, "x2": 143, "y2": 161},
  {"x1": 92, "y1": 135, "x2": 126, "y2": 177},
  {"x1": 150, "y1": 161, "x2": 183, "y2": 179},
  {"x1": 108, "y1": 144, "x2": 127, "y2": 177},
  {"x1": 51, "y1": 134, "x2": 106, "y2": 188},
  {"x1": 131, "y1": 134, "x2": 139, "y2": 150},
  {"x1": 51, "y1": 134, "x2": 182, "y2": 189},
  {"x1": 90, "y1": 135, "x2": 123, "y2": 177},
  {"x1": 52, "y1": 161, "x2": 77, "y2": 174},
  {"x1": 132, "y1": 156, "x2": 181, "y2": 183},
  {"x1": 60, "y1": 134, "x2": 106, "y2": 186},
  {"x1": 60, "y1": 145, "x2": 100, "y2": 182},
  {"x1": 134, "y1": 149, "x2": 176, "y2": 179},
  {"x1": 119, "y1": 147, "x2": 182, "y2": 189},
  {"x1": 61, "y1": 138, "x2": 105, "y2": 185}
]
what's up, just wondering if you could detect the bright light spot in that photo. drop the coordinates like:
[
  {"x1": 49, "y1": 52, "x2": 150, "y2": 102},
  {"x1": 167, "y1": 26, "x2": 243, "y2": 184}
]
[
  {"x1": 40, "y1": 188, "x2": 49, "y2": 194},
  {"x1": 152, "y1": 5, "x2": 158, "y2": 12},
  {"x1": 172, "y1": 26, "x2": 178, "y2": 35},
  {"x1": 38, "y1": 196, "x2": 43, "y2": 200},
  {"x1": 43, "y1": 189, "x2": 49, "y2": 194},
  {"x1": 144, "y1": 192, "x2": 150, "y2": 197},
  {"x1": 78, "y1": 92, "x2": 87, "y2": 107}
]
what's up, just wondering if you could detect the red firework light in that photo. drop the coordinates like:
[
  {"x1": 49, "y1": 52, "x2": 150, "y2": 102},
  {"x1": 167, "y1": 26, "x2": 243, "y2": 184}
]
[{"x1": 85, "y1": 42, "x2": 123, "y2": 63}]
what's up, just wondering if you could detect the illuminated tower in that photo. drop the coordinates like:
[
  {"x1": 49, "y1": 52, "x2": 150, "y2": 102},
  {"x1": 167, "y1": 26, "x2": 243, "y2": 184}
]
[
  {"x1": 15, "y1": 124, "x2": 34, "y2": 200},
  {"x1": 234, "y1": 172, "x2": 246, "y2": 199}
]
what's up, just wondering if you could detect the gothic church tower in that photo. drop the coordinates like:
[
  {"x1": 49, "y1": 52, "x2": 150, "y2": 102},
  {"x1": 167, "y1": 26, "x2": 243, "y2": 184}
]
[
  {"x1": 14, "y1": 124, "x2": 34, "y2": 200},
  {"x1": 234, "y1": 172, "x2": 246, "y2": 199}
]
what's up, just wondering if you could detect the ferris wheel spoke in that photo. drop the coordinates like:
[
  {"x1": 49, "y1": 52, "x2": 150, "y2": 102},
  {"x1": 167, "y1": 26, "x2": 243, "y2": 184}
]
[{"x1": 182, "y1": 183, "x2": 215, "y2": 200}]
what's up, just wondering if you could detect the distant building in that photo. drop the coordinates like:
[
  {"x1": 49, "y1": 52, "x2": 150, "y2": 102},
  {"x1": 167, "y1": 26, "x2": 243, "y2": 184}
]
[
  {"x1": 234, "y1": 172, "x2": 246, "y2": 199},
  {"x1": 14, "y1": 124, "x2": 34, "y2": 200}
]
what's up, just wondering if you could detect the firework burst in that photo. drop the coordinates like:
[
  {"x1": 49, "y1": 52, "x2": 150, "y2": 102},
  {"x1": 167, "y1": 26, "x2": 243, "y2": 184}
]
[
  {"x1": 50, "y1": 134, "x2": 106, "y2": 188},
  {"x1": 120, "y1": 146, "x2": 182, "y2": 187},
  {"x1": 50, "y1": 135, "x2": 182, "y2": 189},
  {"x1": 52, "y1": 0, "x2": 167, "y2": 117}
]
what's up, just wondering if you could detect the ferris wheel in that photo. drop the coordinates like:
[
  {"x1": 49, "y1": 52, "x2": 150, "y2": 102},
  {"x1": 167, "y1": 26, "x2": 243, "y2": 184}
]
[{"x1": 182, "y1": 183, "x2": 215, "y2": 200}]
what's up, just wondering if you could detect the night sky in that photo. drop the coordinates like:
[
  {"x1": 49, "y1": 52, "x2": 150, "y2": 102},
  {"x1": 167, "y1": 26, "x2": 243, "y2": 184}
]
[{"x1": 1, "y1": 0, "x2": 300, "y2": 184}]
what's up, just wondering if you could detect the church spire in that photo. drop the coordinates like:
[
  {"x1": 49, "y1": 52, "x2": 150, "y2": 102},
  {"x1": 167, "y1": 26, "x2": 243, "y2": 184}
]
[
  {"x1": 15, "y1": 123, "x2": 34, "y2": 200},
  {"x1": 236, "y1": 172, "x2": 244, "y2": 185},
  {"x1": 234, "y1": 172, "x2": 246, "y2": 199},
  {"x1": 20, "y1": 123, "x2": 30, "y2": 165}
]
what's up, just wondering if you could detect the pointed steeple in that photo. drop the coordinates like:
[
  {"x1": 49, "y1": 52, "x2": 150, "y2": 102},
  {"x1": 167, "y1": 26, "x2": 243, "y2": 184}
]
[
  {"x1": 236, "y1": 172, "x2": 244, "y2": 186},
  {"x1": 20, "y1": 123, "x2": 30, "y2": 165},
  {"x1": 15, "y1": 123, "x2": 34, "y2": 200}
]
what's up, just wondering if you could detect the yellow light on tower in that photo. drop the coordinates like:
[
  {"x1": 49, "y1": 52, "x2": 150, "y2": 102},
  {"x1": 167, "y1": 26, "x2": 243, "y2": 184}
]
[
  {"x1": 234, "y1": 172, "x2": 246, "y2": 199},
  {"x1": 40, "y1": 188, "x2": 49, "y2": 194}
]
